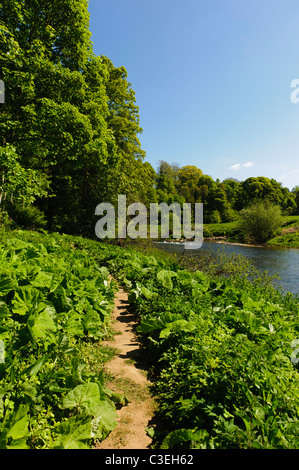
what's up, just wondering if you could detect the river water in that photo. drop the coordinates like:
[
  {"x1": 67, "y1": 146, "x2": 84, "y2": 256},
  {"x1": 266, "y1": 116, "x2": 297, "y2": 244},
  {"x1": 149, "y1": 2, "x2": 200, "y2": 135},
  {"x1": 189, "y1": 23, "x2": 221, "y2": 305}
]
[{"x1": 156, "y1": 240, "x2": 299, "y2": 296}]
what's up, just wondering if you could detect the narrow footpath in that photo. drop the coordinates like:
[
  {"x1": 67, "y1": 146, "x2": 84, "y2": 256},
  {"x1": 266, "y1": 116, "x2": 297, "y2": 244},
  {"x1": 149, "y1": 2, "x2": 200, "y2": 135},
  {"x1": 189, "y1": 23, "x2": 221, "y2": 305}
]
[{"x1": 95, "y1": 283, "x2": 156, "y2": 450}]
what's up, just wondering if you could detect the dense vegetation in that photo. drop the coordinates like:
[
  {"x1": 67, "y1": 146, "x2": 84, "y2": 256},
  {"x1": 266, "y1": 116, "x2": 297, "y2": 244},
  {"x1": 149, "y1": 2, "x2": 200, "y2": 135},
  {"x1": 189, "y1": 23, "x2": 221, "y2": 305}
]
[
  {"x1": 97, "y1": 240, "x2": 299, "y2": 449},
  {"x1": 153, "y1": 163, "x2": 299, "y2": 224},
  {"x1": 1, "y1": 0, "x2": 299, "y2": 451},
  {"x1": 1, "y1": 1, "x2": 299, "y2": 238},
  {"x1": 202, "y1": 214, "x2": 299, "y2": 247},
  {"x1": 0, "y1": 230, "x2": 122, "y2": 448},
  {"x1": 0, "y1": 230, "x2": 298, "y2": 449},
  {"x1": 0, "y1": 0, "x2": 153, "y2": 236}
]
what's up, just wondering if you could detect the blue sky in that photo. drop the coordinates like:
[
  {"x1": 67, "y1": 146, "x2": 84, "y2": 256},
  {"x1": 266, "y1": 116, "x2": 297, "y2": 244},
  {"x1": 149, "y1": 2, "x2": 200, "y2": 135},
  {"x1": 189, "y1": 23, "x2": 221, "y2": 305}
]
[{"x1": 88, "y1": 0, "x2": 299, "y2": 190}]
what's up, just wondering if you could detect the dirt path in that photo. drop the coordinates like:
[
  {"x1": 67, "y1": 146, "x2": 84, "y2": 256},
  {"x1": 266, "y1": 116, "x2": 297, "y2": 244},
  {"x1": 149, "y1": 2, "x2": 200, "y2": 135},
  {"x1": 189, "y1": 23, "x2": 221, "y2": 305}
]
[{"x1": 95, "y1": 283, "x2": 156, "y2": 450}]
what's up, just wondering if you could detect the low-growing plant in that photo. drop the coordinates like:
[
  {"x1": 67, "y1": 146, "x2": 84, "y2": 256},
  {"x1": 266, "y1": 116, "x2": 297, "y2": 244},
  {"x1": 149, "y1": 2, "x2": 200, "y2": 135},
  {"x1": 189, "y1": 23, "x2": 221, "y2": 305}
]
[
  {"x1": 2, "y1": 230, "x2": 298, "y2": 449},
  {"x1": 0, "y1": 233, "x2": 122, "y2": 449},
  {"x1": 93, "y1": 239, "x2": 299, "y2": 449}
]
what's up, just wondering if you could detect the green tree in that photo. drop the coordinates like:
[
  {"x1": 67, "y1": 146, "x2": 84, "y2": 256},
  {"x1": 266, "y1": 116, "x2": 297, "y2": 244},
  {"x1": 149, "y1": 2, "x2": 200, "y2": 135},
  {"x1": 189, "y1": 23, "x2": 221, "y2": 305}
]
[
  {"x1": 95, "y1": 57, "x2": 148, "y2": 209},
  {"x1": 0, "y1": 0, "x2": 147, "y2": 235},
  {"x1": 196, "y1": 175, "x2": 235, "y2": 222},
  {"x1": 241, "y1": 177, "x2": 295, "y2": 214},
  {"x1": 222, "y1": 178, "x2": 243, "y2": 210},
  {"x1": 0, "y1": 0, "x2": 113, "y2": 233},
  {"x1": 239, "y1": 200, "x2": 283, "y2": 243},
  {"x1": 176, "y1": 165, "x2": 202, "y2": 204},
  {"x1": 0, "y1": 145, "x2": 49, "y2": 207},
  {"x1": 156, "y1": 161, "x2": 177, "y2": 196},
  {"x1": 292, "y1": 186, "x2": 299, "y2": 215}
]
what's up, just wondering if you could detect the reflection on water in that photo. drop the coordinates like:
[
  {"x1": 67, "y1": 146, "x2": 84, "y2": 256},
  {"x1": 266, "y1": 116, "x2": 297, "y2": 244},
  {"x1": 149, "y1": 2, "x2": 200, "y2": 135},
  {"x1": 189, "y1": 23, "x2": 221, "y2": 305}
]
[{"x1": 156, "y1": 240, "x2": 299, "y2": 296}]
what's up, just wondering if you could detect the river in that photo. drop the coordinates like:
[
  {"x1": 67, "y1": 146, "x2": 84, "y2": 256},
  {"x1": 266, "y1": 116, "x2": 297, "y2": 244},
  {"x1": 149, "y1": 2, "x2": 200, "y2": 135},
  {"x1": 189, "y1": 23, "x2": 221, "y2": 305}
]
[{"x1": 156, "y1": 240, "x2": 299, "y2": 296}]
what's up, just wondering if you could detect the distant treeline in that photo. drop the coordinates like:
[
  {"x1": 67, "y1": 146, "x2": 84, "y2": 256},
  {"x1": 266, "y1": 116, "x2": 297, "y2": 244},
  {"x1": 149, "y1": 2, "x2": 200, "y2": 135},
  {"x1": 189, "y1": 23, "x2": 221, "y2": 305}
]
[
  {"x1": 0, "y1": 1, "x2": 298, "y2": 236},
  {"x1": 150, "y1": 162, "x2": 299, "y2": 223}
]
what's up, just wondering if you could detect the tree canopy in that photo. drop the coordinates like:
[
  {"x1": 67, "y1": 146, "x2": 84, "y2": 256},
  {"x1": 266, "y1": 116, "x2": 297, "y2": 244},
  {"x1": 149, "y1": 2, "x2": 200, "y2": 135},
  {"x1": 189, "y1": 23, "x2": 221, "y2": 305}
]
[
  {"x1": 0, "y1": 1, "x2": 297, "y2": 233},
  {"x1": 151, "y1": 162, "x2": 297, "y2": 223},
  {"x1": 0, "y1": 0, "x2": 152, "y2": 234}
]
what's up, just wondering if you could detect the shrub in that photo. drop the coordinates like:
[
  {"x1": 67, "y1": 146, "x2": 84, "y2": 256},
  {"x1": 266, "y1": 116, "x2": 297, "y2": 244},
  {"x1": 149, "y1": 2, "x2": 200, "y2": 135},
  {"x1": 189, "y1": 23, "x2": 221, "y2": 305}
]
[
  {"x1": 239, "y1": 200, "x2": 283, "y2": 244},
  {"x1": 0, "y1": 209, "x2": 18, "y2": 230},
  {"x1": 7, "y1": 204, "x2": 47, "y2": 230},
  {"x1": 209, "y1": 210, "x2": 222, "y2": 224}
]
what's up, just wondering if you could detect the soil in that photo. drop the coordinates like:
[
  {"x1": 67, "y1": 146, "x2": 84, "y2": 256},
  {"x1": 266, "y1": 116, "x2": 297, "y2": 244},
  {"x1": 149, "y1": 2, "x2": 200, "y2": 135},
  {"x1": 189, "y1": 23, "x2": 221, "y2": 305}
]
[
  {"x1": 282, "y1": 226, "x2": 299, "y2": 234},
  {"x1": 95, "y1": 283, "x2": 156, "y2": 450}
]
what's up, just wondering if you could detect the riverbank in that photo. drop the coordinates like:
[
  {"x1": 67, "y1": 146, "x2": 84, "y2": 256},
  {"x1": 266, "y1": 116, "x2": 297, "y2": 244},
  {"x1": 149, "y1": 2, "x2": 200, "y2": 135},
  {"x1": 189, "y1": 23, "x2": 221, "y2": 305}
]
[
  {"x1": 208, "y1": 235, "x2": 299, "y2": 249},
  {"x1": 155, "y1": 237, "x2": 299, "y2": 296},
  {"x1": 154, "y1": 216, "x2": 299, "y2": 249},
  {"x1": 203, "y1": 217, "x2": 299, "y2": 249},
  {"x1": 267, "y1": 232, "x2": 299, "y2": 249},
  {"x1": 207, "y1": 236, "x2": 299, "y2": 249},
  {"x1": 0, "y1": 229, "x2": 298, "y2": 449},
  {"x1": 93, "y1": 235, "x2": 299, "y2": 449},
  {"x1": 159, "y1": 235, "x2": 299, "y2": 250},
  {"x1": 205, "y1": 237, "x2": 265, "y2": 248}
]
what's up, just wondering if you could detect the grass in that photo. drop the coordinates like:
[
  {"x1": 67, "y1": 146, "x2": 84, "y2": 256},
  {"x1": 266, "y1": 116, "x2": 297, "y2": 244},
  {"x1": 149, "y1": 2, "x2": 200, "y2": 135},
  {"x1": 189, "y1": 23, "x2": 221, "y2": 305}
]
[
  {"x1": 108, "y1": 376, "x2": 150, "y2": 403},
  {"x1": 78, "y1": 342, "x2": 117, "y2": 375},
  {"x1": 203, "y1": 221, "x2": 240, "y2": 237},
  {"x1": 282, "y1": 215, "x2": 299, "y2": 225},
  {"x1": 267, "y1": 216, "x2": 299, "y2": 248},
  {"x1": 203, "y1": 215, "x2": 299, "y2": 248},
  {"x1": 267, "y1": 232, "x2": 299, "y2": 248}
]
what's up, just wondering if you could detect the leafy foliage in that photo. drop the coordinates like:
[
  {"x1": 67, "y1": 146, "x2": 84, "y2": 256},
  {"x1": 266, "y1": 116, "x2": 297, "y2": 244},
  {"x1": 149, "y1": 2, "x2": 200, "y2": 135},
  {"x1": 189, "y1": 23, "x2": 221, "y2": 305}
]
[
  {"x1": 1, "y1": 230, "x2": 298, "y2": 449},
  {"x1": 0, "y1": 231, "x2": 120, "y2": 449},
  {"x1": 239, "y1": 200, "x2": 283, "y2": 243},
  {"x1": 92, "y1": 239, "x2": 299, "y2": 449},
  {"x1": 0, "y1": 0, "x2": 152, "y2": 235},
  {"x1": 154, "y1": 163, "x2": 297, "y2": 224}
]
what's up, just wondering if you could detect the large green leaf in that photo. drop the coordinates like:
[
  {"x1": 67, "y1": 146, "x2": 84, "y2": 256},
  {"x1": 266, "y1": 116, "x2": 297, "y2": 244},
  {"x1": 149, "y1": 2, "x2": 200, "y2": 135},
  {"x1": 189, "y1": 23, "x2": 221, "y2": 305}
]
[
  {"x1": 52, "y1": 414, "x2": 92, "y2": 449},
  {"x1": 156, "y1": 269, "x2": 177, "y2": 289},
  {"x1": 138, "y1": 316, "x2": 165, "y2": 333},
  {"x1": 12, "y1": 286, "x2": 43, "y2": 315},
  {"x1": 62, "y1": 383, "x2": 102, "y2": 413},
  {"x1": 30, "y1": 271, "x2": 53, "y2": 289},
  {"x1": 91, "y1": 402, "x2": 118, "y2": 441},
  {"x1": 159, "y1": 319, "x2": 197, "y2": 339},
  {"x1": 0, "y1": 274, "x2": 17, "y2": 296},
  {"x1": 6, "y1": 405, "x2": 30, "y2": 441},
  {"x1": 27, "y1": 305, "x2": 57, "y2": 345},
  {"x1": 7, "y1": 438, "x2": 29, "y2": 449},
  {"x1": 65, "y1": 311, "x2": 85, "y2": 337},
  {"x1": 140, "y1": 284, "x2": 156, "y2": 300},
  {"x1": 62, "y1": 383, "x2": 117, "y2": 439},
  {"x1": 83, "y1": 308, "x2": 103, "y2": 338}
]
